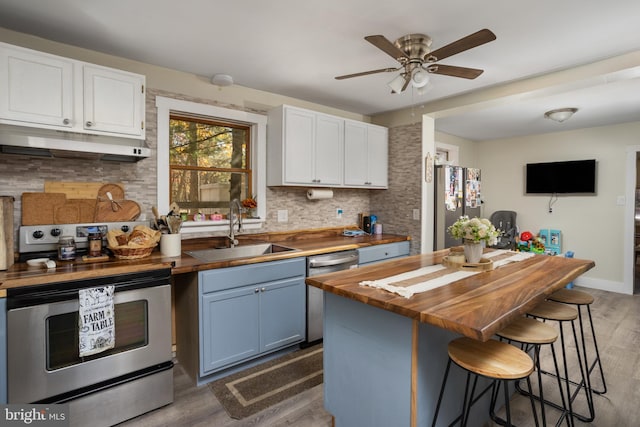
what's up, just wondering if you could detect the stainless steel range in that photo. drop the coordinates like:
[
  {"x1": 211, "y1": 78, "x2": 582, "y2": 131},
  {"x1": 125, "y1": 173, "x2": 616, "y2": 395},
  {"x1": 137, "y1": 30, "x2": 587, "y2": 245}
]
[{"x1": 10, "y1": 221, "x2": 174, "y2": 427}]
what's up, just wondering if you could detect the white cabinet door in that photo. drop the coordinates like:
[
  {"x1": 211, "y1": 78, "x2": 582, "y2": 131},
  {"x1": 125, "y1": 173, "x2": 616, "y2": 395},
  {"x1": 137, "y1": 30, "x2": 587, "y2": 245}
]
[
  {"x1": 314, "y1": 114, "x2": 343, "y2": 185},
  {"x1": 0, "y1": 45, "x2": 74, "y2": 128},
  {"x1": 344, "y1": 121, "x2": 388, "y2": 188},
  {"x1": 366, "y1": 125, "x2": 388, "y2": 187},
  {"x1": 283, "y1": 107, "x2": 315, "y2": 184},
  {"x1": 344, "y1": 121, "x2": 368, "y2": 186},
  {"x1": 83, "y1": 65, "x2": 144, "y2": 137}
]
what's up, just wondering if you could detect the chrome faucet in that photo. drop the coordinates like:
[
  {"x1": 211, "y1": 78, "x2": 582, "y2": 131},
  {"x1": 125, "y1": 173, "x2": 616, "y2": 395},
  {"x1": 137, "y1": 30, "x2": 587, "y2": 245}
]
[{"x1": 228, "y1": 198, "x2": 243, "y2": 247}]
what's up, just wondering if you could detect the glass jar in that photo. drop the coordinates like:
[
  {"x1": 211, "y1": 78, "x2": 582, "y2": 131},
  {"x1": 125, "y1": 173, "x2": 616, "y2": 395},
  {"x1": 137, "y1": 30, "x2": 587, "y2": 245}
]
[
  {"x1": 88, "y1": 231, "x2": 103, "y2": 257},
  {"x1": 58, "y1": 236, "x2": 76, "y2": 261}
]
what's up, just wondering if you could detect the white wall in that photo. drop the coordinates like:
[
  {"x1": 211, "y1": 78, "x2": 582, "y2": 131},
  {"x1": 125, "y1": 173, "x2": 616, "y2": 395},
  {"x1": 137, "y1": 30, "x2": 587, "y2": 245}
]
[{"x1": 475, "y1": 121, "x2": 640, "y2": 293}]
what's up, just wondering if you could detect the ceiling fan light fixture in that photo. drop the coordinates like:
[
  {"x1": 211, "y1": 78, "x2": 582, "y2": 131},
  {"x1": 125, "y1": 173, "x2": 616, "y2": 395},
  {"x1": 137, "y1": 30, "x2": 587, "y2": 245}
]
[
  {"x1": 388, "y1": 73, "x2": 407, "y2": 93},
  {"x1": 544, "y1": 107, "x2": 578, "y2": 123},
  {"x1": 411, "y1": 68, "x2": 430, "y2": 88},
  {"x1": 211, "y1": 73, "x2": 234, "y2": 87}
]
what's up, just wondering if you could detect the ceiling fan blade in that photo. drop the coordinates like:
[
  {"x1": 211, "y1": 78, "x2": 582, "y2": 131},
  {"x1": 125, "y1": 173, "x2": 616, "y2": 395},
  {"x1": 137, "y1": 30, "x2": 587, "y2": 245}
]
[
  {"x1": 365, "y1": 35, "x2": 408, "y2": 61},
  {"x1": 428, "y1": 29, "x2": 496, "y2": 62},
  {"x1": 428, "y1": 64, "x2": 484, "y2": 79},
  {"x1": 335, "y1": 67, "x2": 399, "y2": 80}
]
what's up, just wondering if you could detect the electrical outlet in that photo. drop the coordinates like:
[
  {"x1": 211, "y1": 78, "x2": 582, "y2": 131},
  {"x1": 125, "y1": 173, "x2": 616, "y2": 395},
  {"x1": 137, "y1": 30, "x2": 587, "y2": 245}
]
[
  {"x1": 413, "y1": 209, "x2": 420, "y2": 220},
  {"x1": 336, "y1": 208, "x2": 343, "y2": 219},
  {"x1": 616, "y1": 195, "x2": 626, "y2": 206},
  {"x1": 277, "y1": 209, "x2": 288, "y2": 222}
]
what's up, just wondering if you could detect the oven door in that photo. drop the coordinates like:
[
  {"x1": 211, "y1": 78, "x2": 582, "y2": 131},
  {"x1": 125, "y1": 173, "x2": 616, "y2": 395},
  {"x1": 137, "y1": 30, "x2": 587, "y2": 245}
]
[{"x1": 7, "y1": 277, "x2": 171, "y2": 403}]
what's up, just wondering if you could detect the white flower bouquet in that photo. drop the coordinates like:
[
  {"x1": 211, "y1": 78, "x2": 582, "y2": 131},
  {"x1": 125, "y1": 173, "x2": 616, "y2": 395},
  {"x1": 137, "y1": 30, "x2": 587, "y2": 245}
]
[{"x1": 448, "y1": 216, "x2": 500, "y2": 246}]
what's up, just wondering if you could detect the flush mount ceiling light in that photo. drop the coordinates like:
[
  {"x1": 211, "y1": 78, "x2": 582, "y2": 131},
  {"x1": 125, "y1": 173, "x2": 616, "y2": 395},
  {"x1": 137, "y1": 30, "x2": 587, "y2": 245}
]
[
  {"x1": 211, "y1": 74, "x2": 234, "y2": 87},
  {"x1": 544, "y1": 108, "x2": 578, "y2": 123}
]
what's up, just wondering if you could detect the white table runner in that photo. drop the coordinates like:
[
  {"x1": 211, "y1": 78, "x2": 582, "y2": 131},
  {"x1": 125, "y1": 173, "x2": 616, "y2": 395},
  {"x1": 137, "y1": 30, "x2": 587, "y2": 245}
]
[{"x1": 359, "y1": 250, "x2": 535, "y2": 298}]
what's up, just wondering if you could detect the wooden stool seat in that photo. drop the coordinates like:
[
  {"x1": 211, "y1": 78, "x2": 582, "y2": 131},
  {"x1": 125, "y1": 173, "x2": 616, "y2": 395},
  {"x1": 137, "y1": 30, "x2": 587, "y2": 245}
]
[
  {"x1": 433, "y1": 337, "x2": 540, "y2": 426},
  {"x1": 497, "y1": 317, "x2": 558, "y2": 345},
  {"x1": 527, "y1": 300, "x2": 577, "y2": 321},
  {"x1": 548, "y1": 288, "x2": 594, "y2": 305},
  {"x1": 449, "y1": 337, "x2": 534, "y2": 380}
]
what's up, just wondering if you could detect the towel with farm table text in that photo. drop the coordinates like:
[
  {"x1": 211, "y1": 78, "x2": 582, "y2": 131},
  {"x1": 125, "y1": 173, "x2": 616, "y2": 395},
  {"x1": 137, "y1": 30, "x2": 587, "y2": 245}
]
[
  {"x1": 79, "y1": 285, "x2": 115, "y2": 356},
  {"x1": 359, "y1": 250, "x2": 535, "y2": 298}
]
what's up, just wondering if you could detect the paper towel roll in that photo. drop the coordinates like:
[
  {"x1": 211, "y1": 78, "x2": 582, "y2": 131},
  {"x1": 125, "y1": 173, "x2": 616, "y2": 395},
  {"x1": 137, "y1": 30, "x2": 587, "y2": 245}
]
[{"x1": 306, "y1": 189, "x2": 334, "y2": 200}]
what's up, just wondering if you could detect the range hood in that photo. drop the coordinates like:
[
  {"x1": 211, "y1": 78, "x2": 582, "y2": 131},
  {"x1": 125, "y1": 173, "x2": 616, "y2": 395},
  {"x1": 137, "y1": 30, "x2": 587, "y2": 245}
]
[{"x1": 0, "y1": 125, "x2": 150, "y2": 162}]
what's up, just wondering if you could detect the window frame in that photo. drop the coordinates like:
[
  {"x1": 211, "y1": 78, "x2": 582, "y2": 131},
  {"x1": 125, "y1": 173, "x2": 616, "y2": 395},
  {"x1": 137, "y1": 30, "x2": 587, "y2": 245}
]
[
  {"x1": 156, "y1": 96, "x2": 267, "y2": 234},
  {"x1": 169, "y1": 113, "x2": 253, "y2": 213}
]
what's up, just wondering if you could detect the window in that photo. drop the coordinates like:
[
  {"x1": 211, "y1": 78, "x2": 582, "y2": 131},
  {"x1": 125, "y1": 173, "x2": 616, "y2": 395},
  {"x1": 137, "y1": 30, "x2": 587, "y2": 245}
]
[
  {"x1": 169, "y1": 114, "x2": 251, "y2": 217},
  {"x1": 156, "y1": 97, "x2": 267, "y2": 233}
]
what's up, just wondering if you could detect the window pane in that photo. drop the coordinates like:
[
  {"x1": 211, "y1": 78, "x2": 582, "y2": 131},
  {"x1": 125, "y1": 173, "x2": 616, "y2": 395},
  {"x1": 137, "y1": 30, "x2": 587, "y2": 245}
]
[
  {"x1": 169, "y1": 115, "x2": 251, "y2": 218},
  {"x1": 169, "y1": 119, "x2": 247, "y2": 169},
  {"x1": 170, "y1": 170, "x2": 249, "y2": 216}
]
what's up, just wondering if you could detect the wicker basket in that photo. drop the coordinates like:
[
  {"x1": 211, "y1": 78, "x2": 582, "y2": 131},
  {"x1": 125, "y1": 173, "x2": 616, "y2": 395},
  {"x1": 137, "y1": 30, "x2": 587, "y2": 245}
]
[{"x1": 109, "y1": 245, "x2": 156, "y2": 260}]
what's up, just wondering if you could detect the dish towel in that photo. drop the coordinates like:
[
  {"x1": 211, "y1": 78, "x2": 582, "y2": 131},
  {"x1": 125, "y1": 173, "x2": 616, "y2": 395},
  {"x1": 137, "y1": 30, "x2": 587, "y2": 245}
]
[
  {"x1": 360, "y1": 250, "x2": 536, "y2": 298},
  {"x1": 79, "y1": 285, "x2": 115, "y2": 357}
]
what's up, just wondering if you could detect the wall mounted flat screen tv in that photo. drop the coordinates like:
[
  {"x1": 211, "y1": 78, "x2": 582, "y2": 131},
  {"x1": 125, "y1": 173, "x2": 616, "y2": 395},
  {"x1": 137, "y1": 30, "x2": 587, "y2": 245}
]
[{"x1": 525, "y1": 159, "x2": 596, "y2": 194}]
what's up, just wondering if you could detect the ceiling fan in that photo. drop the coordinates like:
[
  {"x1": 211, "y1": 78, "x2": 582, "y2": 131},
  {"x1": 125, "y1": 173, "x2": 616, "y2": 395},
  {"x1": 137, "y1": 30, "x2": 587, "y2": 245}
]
[{"x1": 335, "y1": 29, "x2": 496, "y2": 94}]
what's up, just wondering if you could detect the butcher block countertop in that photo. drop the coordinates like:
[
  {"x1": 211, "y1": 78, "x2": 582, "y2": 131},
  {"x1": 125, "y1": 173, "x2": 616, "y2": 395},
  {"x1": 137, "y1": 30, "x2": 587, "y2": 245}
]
[
  {"x1": 305, "y1": 249, "x2": 595, "y2": 341},
  {"x1": 0, "y1": 227, "x2": 410, "y2": 291}
]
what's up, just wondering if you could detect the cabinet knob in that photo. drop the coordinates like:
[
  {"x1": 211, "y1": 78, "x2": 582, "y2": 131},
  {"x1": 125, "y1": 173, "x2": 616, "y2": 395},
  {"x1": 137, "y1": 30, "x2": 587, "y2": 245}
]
[
  {"x1": 254, "y1": 288, "x2": 260, "y2": 293},
  {"x1": 85, "y1": 121, "x2": 93, "y2": 127},
  {"x1": 62, "y1": 118, "x2": 70, "y2": 125},
  {"x1": 261, "y1": 287, "x2": 266, "y2": 292}
]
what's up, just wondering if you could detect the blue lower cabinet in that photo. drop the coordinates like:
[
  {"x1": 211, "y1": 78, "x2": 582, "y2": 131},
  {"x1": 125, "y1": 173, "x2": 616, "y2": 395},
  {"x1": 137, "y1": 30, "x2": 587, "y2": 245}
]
[
  {"x1": 199, "y1": 258, "x2": 306, "y2": 376},
  {"x1": 201, "y1": 286, "x2": 261, "y2": 373},
  {"x1": 358, "y1": 241, "x2": 410, "y2": 266}
]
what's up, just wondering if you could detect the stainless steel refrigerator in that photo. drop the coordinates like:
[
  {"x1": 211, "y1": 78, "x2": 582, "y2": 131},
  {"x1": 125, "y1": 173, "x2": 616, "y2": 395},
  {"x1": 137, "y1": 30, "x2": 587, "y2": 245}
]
[{"x1": 434, "y1": 165, "x2": 482, "y2": 249}]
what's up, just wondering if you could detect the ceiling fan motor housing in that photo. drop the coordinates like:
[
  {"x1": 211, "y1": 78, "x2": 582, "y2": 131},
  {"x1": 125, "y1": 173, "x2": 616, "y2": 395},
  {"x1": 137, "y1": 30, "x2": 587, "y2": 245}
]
[{"x1": 394, "y1": 34, "x2": 432, "y2": 63}]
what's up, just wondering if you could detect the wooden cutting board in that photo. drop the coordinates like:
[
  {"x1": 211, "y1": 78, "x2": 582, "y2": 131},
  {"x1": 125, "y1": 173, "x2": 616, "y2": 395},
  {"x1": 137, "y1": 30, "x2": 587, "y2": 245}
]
[
  {"x1": 44, "y1": 181, "x2": 124, "y2": 199},
  {"x1": 94, "y1": 183, "x2": 140, "y2": 222},
  {"x1": 54, "y1": 199, "x2": 96, "y2": 224},
  {"x1": 21, "y1": 192, "x2": 67, "y2": 225}
]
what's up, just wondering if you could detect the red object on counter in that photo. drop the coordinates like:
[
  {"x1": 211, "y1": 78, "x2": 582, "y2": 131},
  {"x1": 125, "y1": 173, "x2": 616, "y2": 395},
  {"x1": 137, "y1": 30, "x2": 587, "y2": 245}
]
[{"x1": 520, "y1": 231, "x2": 533, "y2": 241}]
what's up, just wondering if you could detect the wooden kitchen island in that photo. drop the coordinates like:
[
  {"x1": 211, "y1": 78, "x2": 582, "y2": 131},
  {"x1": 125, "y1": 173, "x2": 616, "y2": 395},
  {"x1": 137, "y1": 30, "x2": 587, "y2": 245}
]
[{"x1": 305, "y1": 249, "x2": 595, "y2": 427}]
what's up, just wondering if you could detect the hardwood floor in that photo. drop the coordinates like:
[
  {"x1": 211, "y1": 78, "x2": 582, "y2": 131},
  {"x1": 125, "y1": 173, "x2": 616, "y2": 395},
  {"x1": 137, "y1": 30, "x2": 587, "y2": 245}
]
[{"x1": 119, "y1": 287, "x2": 638, "y2": 426}]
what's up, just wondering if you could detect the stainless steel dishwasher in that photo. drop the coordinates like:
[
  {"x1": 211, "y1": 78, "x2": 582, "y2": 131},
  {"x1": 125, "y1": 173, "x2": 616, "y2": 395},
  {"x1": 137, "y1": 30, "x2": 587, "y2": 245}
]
[{"x1": 305, "y1": 249, "x2": 359, "y2": 344}]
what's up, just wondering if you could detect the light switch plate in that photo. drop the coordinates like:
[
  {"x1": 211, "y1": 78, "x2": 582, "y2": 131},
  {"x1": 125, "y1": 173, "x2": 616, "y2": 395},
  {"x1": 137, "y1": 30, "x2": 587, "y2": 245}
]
[
  {"x1": 413, "y1": 209, "x2": 420, "y2": 220},
  {"x1": 277, "y1": 209, "x2": 288, "y2": 222}
]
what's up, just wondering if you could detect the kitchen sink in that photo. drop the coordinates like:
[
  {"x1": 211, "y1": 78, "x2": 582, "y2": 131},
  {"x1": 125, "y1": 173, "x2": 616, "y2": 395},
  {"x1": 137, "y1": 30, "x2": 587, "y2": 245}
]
[{"x1": 185, "y1": 243, "x2": 298, "y2": 263}]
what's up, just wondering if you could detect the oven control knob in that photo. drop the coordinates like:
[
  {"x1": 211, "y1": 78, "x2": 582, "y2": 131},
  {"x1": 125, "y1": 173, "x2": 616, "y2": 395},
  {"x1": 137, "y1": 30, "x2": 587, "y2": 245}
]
[
  {"x1": 50, "y1": 228, "x2": 62, "y2": 237},
  {"x1": 121, "y1": 225, "x2": 131, "y2": 232},
  {"x1": 32, "y1": 230, "x2": 44, "y2": 239}
]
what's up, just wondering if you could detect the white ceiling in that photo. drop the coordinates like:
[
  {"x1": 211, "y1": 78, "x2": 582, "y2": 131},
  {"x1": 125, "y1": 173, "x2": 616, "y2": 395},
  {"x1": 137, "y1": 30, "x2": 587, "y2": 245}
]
[{"x1": 0, "y1": 0, "x2": 639, "y2": 140}]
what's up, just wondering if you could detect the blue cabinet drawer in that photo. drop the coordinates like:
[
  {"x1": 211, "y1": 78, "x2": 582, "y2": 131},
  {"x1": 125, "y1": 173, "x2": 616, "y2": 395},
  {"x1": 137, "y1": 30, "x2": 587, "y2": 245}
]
[
  {"x1": 199, "y1": 257, "x2": 305, "y2": 294},
  {"x1": 358, "y1": 241, "x2": 410, "y2": 265}
]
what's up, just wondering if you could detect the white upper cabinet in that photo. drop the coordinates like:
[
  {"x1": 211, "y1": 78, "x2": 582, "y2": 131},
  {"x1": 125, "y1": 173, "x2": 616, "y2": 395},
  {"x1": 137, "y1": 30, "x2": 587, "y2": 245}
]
[
  {"x1": 0, "y1": 46, "x2": 74, "y2": 128},
  {"x1": 268, "y1": 105, "x2": 344, "y2": 186},
  {"x1": 83, "y1": 65, "x2": 144, "y2": 137},
  {"x1": 0, "y1": 42, "x2": 145, "y2": 139},
  {"x1": 344, "y1": 120, "x2": 388, "y2": 188}
]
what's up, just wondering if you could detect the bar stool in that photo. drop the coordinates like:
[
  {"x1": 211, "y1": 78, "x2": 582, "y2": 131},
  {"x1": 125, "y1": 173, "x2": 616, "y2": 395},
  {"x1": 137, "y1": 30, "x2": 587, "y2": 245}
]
[
  {"x1": 547, "y1": 288, "x2": 607, "y2": 395},
  {"x1": 432, "y1": 337, "x2": 539, "y2": 427},
  {"x1": 527, "y1": 300, "x2": 594, "y2": 423},
  {"x1": 497, "y1": 317, "x2": 570, "y2": 427}
]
